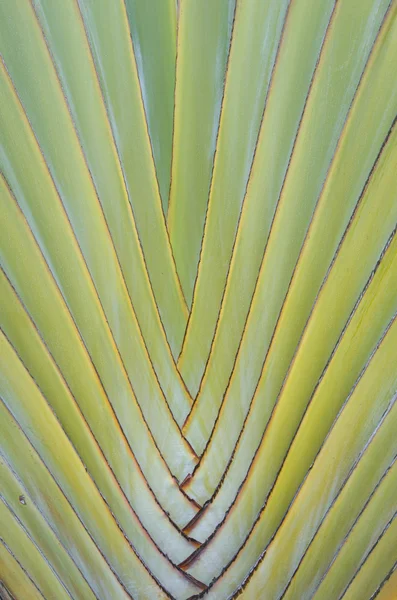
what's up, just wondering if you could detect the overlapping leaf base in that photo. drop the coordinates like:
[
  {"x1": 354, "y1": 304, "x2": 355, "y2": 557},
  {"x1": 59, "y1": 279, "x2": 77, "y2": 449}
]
[{"x1": 0, "y1": 1, "x2": 396, "y2": 599}]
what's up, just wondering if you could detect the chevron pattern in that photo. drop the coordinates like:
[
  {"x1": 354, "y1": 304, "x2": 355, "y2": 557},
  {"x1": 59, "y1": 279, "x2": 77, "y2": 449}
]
[{"x1": 1, "y1": 0, "x2": 397, "y2": 599}]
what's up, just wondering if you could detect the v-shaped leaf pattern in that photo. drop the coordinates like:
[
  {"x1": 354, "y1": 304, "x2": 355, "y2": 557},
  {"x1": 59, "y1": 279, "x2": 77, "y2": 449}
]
[{"x1": 1, "y1": 0, "x2": 397, "y2": 598}]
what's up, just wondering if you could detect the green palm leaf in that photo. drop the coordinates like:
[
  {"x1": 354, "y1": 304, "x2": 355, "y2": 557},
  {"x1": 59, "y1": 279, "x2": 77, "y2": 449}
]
[{"x1": 1, "y1": 0, "x2": 396, "y2": 598}]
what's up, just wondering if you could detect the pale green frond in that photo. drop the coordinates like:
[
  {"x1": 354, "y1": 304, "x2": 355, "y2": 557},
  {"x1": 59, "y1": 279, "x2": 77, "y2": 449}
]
[
  {"x1": 284, "y1": 415, "x2": 397, "y2": 599},
  {"x1": 1, "y1": 0, "x2": 396, "y2": 598},
  {"x1": 184, "y1": 2, "x2": 397, "y2": 499}
]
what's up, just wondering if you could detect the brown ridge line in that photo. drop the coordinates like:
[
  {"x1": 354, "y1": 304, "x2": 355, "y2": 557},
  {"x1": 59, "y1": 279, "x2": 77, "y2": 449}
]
[
  {"x1": 183, "y1": 441, "x2": 200, "y2": 462},
  {"x1": 180, "y1": 0, "x2": 339, "y2": 460},
  {"x1": 181, "y1": 0, "x2": 295, "y2": 425},
  {"x1": 0, "y1": 539, "x2": 46, "y2": 600},
  {"x1": 309, "y1": 458, "x2": 397, "y2": 598},
  {"x1": 74, "y1": 0, "x2": 192, "y2": 399},
  {"x1": 0, "y1": 399, "x2": 137, "y2": 599},
  {"x1": 178, "y1": 546, "x2": 204, "y2": 571},
  {"x1": 179, "y1": 247, "x2": 397, "y2": 587},
  {"x1": 182, "y1": 503, "x2": 209, "y2": 534},
  {"x1": 186, "y1": 496, "x2": 203, "y2": 512},
  {"x1": 178, "y1": 475, "x2": 204, "y2": 509},
  {"x1": 175, "y1": 0, "x2": 240, "y2": 363},
  {"x1": 0, "y1": 171, "x2": 195, "y2": 529},
  {"x1": 0, "y1": 580, "x2": 18, "y2": 600},
  {"x1": 118, "y1": 0, "x2": 189, "y2": 315},
  {"x1": 180, "y1": 473, "x2": 193, "y2": 488},
  {"x1": 0, "y1": 497, "x2": 74, "y2": 600},
  {"x1": 181, "y1": 572, "x2": 208, "y2": 592},
  {"x1": 183, "y1": 537, "x2": 202, "y2": 550},
  {"x1": 34, "y1": 0, "x2": 193, "y2": 436},
  {"x1": 0, "y1": 57, "x2": 196, "y2": 491},
  {"x1": 0, "y1": 454, "x2": 100, "y2": 600},
  {"x1": 0, "y1": 329, "x2": 194, "y2": 594},
  {"x1": 369, "y1": 561, "x2": 397, "y2": 600},
  {"x1": 181, "y1": 410, "x2": 191, "y2": 431},
  {"x1": 0, "y1": 267, "x2": 200, "y2": 544},
  {"x1": 183, "y1": 1, "x2": 392, "y2": 488}
]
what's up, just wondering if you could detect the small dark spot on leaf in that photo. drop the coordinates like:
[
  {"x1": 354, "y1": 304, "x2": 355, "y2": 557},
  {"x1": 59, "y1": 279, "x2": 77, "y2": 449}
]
[{"x1": 19, "y1": 494, "x2": 26, "y2": 505}]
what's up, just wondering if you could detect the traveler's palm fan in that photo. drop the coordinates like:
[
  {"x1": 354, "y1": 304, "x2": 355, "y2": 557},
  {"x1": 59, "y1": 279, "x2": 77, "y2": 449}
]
[{"x1": 1, "y1": 0, "x2": 397, "y2": 598}]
